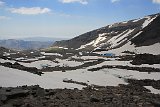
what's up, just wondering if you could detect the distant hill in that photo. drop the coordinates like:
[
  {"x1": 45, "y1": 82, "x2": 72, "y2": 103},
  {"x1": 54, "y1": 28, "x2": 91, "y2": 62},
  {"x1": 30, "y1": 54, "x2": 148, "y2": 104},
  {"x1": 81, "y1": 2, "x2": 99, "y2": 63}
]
[
  {"x1": 0, "y1": 47, "x2": 15, "y2": 54},
  {"x1": 0, "y1": 37, "x2": 68, "y2": 50},
  {"x1": 19, "y1": 37, "x2": 68, "y2": 42},
  {"x1": 0, "y1": 39, "x2": 53, "y2": 50}
]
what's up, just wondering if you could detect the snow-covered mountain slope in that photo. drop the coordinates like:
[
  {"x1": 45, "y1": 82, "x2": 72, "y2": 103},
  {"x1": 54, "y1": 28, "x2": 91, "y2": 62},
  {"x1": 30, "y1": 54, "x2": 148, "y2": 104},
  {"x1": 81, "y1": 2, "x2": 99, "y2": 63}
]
[
  {"x1": 53, "y1": 13, "x2": 160, "y2": 54},
  {"x1": 97, "y1": 42, "x2": 160, "y2": 56}
]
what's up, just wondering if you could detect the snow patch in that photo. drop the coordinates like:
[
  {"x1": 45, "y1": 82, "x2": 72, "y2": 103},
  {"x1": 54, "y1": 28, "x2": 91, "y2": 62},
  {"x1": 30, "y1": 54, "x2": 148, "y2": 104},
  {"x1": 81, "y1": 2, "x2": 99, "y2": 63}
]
[
  {"x1": 106, "y1": 68, "x2": 160, "y2": 80},
  {"x1": 15, "y1": 57, "x2": 39, "y2": 62},
  {"x1": 99, "y1": 42, "x2": 160, "y2": 56},
  {"x1": 92, "y1": 33, "x2": 107, "y2": 47},
  {"x1": 78, "y1": 41, "x2": 95, "y2": 50},
  {"x1": 142, "y1": 15, "x2": 158, "y2": 28},
  {"x1": 20, "y1": 60, "x2": 58, "y2": 69},
  {"x1": 55, "y1": 58, "x2": 83, "y2": 67},
  {"x1": 131, "y1": 31, "x2": 143, "y2": 39},
  {"x1": 108, "y1": 29, "x2": 135, "y2": 48},
  {"x1": 144, "y1": 86, "x2": 160, "y2": 94},
  {"x1": 121, "y1": 21, "x2": 128, "y2": 24},
  {"x1": 0, "y1": 58, "x2": 16, "y2": 64},
  {"x1": 132, "y1": 18, "x2": 142, "y2": 23},
  {"x1": 3, "y1": 53, "x2": 10, "y2": 56},
  {"x1": 78, "y1": 33, "x2": 107, "y2": 49},
  {"x1": 41, "y1": 52, "x2": 63, "y2": 57}
]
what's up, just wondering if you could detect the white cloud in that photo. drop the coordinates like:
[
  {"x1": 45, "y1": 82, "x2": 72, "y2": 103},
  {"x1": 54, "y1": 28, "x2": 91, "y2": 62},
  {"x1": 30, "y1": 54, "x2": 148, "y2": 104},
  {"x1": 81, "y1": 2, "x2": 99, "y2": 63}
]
[
  {"x1": 0, "y1": 1, "x2": 5, "y2": 6},
  {"x1": 152, "y1": 0, "x2": 160, "y2": 4},
  {"x1": 59, "y1": 0, "x2": 88, "y2": 5},
  {"x1": 9, "y1": 7, "x2": 51, "y2": 15},
  {"x1": 111, "y1": 0, "x2": 120, "y2": 3},
  {"x1": 0, "y1": 16, "x2": 11, "y2": 20}
]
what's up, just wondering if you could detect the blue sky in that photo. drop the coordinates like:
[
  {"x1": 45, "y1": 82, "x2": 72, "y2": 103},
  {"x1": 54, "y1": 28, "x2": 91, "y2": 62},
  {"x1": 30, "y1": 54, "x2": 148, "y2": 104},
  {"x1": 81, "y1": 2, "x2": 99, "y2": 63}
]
[{"x1": 0, "y1": 0, "x2": 160, "y2": 39}]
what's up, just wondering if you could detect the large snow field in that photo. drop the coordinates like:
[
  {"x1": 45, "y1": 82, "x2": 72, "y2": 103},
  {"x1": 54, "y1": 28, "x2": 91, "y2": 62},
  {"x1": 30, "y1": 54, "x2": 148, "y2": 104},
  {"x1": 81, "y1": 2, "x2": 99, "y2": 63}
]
[
  {"x1": 0, "y1": 66, "x2": 126, "y2": 89},
  {"x1": 1, "y1": 61, "x2": 160, "y2": 90}
]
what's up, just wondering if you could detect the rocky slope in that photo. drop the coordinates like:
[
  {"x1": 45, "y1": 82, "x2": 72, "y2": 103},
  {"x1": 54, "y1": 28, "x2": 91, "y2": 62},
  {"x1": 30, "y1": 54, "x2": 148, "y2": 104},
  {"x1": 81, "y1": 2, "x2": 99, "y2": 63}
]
[
  {"x1": 1, "y1": 84, "x2": 160, "y2": 107},
  {"x1": 53, "y1": 13, "x2": 160, "y2": 52}
]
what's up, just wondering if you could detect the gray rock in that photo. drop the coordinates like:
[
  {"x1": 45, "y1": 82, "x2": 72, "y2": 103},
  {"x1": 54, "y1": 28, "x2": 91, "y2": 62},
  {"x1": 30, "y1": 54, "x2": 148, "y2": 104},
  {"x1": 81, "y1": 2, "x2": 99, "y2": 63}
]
[
  {"x1": 6, "y1": 89, "x2": 29, "y2": 99},
  {"x1": 1, "y1": 104, "x2": 13, "y2": 107},
  {"x1": 0, "y1": 94, "x2": 7, "y2": 101},
  {"x1": 90, "y1": 95, "x2": 100, "y2": 102},
  {"x1": 36, "y1": 88, "x2": 45, "y2": 97},
  {"x1": 152, "y1": 100, "x2": 160, "y2": 107}
]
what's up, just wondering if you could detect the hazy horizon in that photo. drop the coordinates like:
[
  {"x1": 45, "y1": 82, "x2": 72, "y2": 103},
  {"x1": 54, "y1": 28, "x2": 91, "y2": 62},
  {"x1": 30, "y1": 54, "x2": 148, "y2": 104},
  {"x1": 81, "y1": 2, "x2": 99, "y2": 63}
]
[{"x1": 0, "y1": 36, "x2": 70, "y2": 41}]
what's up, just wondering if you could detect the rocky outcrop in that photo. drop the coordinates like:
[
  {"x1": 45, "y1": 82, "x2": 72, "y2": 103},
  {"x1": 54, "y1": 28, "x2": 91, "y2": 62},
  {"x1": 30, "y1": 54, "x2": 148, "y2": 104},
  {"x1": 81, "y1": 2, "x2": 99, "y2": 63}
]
[
  {"x1": 127, "y1": 79, "x2": 160, "y2": 90},
  {"x1": 131, "y1": 15, "x2": 160, "y2": 47},
  {"x1": 88, "y1": 65, "x2": 160, "y2": 72},
  {"x1": 0, "y1": 62, "x2": 43, "y2": 75},
  {"x1": 131, "y1": 54, "x2": 160, "y2": 65},
  {"x1": 40, "y1": 59, "x2": 105, "y2": 72}
]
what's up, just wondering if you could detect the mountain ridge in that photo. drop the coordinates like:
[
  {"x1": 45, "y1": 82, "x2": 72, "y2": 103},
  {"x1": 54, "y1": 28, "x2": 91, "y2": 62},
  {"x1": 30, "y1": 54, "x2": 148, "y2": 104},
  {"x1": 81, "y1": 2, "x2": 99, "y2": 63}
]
[{"x1": 52, "y1": 13, "x2": 160, "y2": 52}]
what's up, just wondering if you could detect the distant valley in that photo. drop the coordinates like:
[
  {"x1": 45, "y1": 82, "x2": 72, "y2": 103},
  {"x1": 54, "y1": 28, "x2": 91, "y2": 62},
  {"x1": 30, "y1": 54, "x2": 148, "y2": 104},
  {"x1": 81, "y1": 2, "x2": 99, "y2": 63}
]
[{"x1": 0, "y1": 37, "x2": 67, "y2": 50}]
